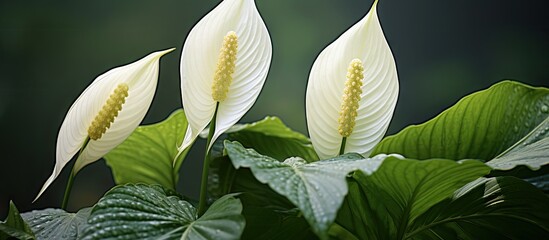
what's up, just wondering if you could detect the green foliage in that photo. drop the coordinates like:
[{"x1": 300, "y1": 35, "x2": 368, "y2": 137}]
[
  {"x1": 373, "y1": 81, "x2": 549, "y2": 163},
  {"x1": 103, "y1": 109, "x2": 189, "y2": 190},
  {"x1": 0, "y1": 201, "x2": 34, "y2": 240},
  {"x1": 525, "y1": 173, "x2": 549, "y2": 193},
  {"x1": 209, "y1": 151, "x2": 317, "y2": 239},
  {"x1": 234, "y1": 170, "x2": 316, "y2": 239},
  {"x1": 224, "y1": 140, "x2": 389, "y2": 239},
  {"x1": 197, "y1": 81, "x2": 549, "y2": 239},
  {"x1": 487, "y1": 117, "x2": 549, "y2": 171},
  {"x1": 226, "y1": 116, "x2": 319, "y2": 161},
  {"x1": 337, "y1": 158, "x2": 491, "y2": 239},
  {"x1": 206, "y1": 116, "x2": 326, "y2": 237},
  {"x1": 208, "y1": 116, "x2": 320, "y2": 201},
  {"x1": 82, "y1": 184, "x2": 245, "y2": 240},
  {"x1": 21, "y1": 207, "x2": 90, "y2": 240},
  {"x1": 409, "y1": 177, "x2": 549, "y2": 239}
]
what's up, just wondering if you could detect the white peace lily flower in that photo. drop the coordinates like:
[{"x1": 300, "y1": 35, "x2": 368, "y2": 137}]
[
  {"x1": 34, "y1": 48, "x2": 174, "y2": 201},
  {"x1": 306, "y1": 0, "x2": 399, "y2": 159},
  {"x1": 178, "y1": 0, "x2": 272, "y2": 155}
]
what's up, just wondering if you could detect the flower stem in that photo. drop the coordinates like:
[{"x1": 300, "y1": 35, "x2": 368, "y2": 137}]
[
  {"x1": 61, "y1": 137, "x2": 89, "y2": 210},
  {"x1": 339, "y1": 137, "x2": 347, "y2": 155},
  {"x1": 197, "y1": 102, "x2": 219, "y2": 216},
  {"x1": 61, "y1": 171, "x2": 75, "y2": 210}
]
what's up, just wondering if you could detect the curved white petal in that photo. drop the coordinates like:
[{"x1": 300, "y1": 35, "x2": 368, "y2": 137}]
[
  {"x1": 35, "y1": 48, "x2": 174, "y2": 201},
  {"x1": 306, "y1": 1, "x2": 399, "y2": 159},
  {"x1": 179, "y1": 0, "x2": 272, "y2": 154}
]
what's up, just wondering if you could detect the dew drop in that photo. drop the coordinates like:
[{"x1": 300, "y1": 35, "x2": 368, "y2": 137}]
[{"x1": 541, "y1": 105, "x2": 549, "y2": 113}]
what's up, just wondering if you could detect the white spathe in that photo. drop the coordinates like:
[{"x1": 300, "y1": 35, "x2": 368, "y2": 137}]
[
  {"x1": 306, "y1": 1, "x2": 399, "y2": 159},
  {"x1": 34, "y1": 48, "x2": 174, "y2": 201},
  {"x1": 178, "y1": 0, "x2": 272, "y2": 155}
]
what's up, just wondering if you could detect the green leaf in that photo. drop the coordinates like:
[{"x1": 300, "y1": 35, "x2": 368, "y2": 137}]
[
  {"x1": 240, "y1": 203, "x2": 315, "y2": 240},
  {"x1": 224, "y1": 140, "x2": 392, "y2": 239},
  {"x1": 337, "y1": 158, "x2": 491, "y2": 239},
  {"x1": 104, "y1": 109, "x2": 189, "y2": 190},
  {"x1": 233, "y1": 169, "x2": 316, "y2": 239},
  {"x1": 487, "y1": 116, "x2": 549, "y2": 170},
  {"x1": 82, "y1": 184, "x2": 245, "y2": 240},
  {"x1": 0, "y1": 201, "x2": 34, "y2": 240},
  {"x1": 226, "y1": 116, "x2": 319, "y2": 161},
  {"x1": 21, "y1": 207, "x2": 91, "y2": 240},
  {"x1": 206, "y1": 116, "x2": 329, "y2": 237},
  {"x1": 328, "y1": 223, "x2": 360, "y2": 240},
  {"x1": 525, "y1": 173, "x2": 549, "y2": 193},
  {"x1": 208, "y1": 116, "x2": 319, "y2": 201},
  {"x1": 208, "y1": 154, "x2": 237, "y2": 201},
  {"x1": 209, "y1": 154, "x2": 317, "y2": 239},
  {"x1": 408, "y1": 177, "x2": 549, "y2": 239},
  {"x1": 373, "y1": 81, "x2": 549, "y2": 164}
]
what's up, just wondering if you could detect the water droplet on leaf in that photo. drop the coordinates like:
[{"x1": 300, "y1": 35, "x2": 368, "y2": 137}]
[{"x1": 541, "y1": 104, "x2": 548, "y2": 113}]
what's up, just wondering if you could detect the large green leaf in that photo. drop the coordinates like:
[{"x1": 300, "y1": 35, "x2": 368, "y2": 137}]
[
  {"x1": 207, "y1": 116, "x2": 320, "y2": 220},
  {"x1": 408, "y1": 177, "x2": 549, "y2": 239},
  {"x1": 337, "y1": 157, "x2": 491, "y2": 239},
  {"x1": 0, "y1": 201, "x2": 34, "y2": 240},
  {"x1": 225, "y1": 116, "x2": 319, "y2": 161},
  {"x1": 82, "y1": 184, "x2": 245, "y2": 240},
  {"x1": 21, "y1": 207, "x2": 91, "y2": 240},
  {"x1": 205, "y1": 117, "x2": 321, "y2": 238},
  {"x1": 104, "y1": 109, "x2": 189, "y2": 190},
  {"x1": 208, "y1": 153, "x2": 316, "y2": 239},
  {"x1": 373, "y1": 81, "x2": 549, "y2": 165},
  {"x1": 208, "y1": 116, "x2": 319, "y2": 203},
  {"x1": 487, "y1": 116, "x2": 549, "y2": 170},
  {"x1": 224, "y1": 140, "x2": 394, "y2": 239}
]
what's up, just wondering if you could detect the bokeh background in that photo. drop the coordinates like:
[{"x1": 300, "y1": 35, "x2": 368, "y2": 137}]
[{"x1": 1, "y1": 0, "x2": 547, "y2": 218}]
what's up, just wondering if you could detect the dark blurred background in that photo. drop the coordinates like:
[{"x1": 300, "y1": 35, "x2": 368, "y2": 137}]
[{"x1": 1, "y1": 0, "x2": 547, "y2": 218}]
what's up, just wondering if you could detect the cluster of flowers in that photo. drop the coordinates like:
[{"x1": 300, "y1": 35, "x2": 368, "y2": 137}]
[{"x1": 34, "y1": 0, "x2": 398, "y2": 201}]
